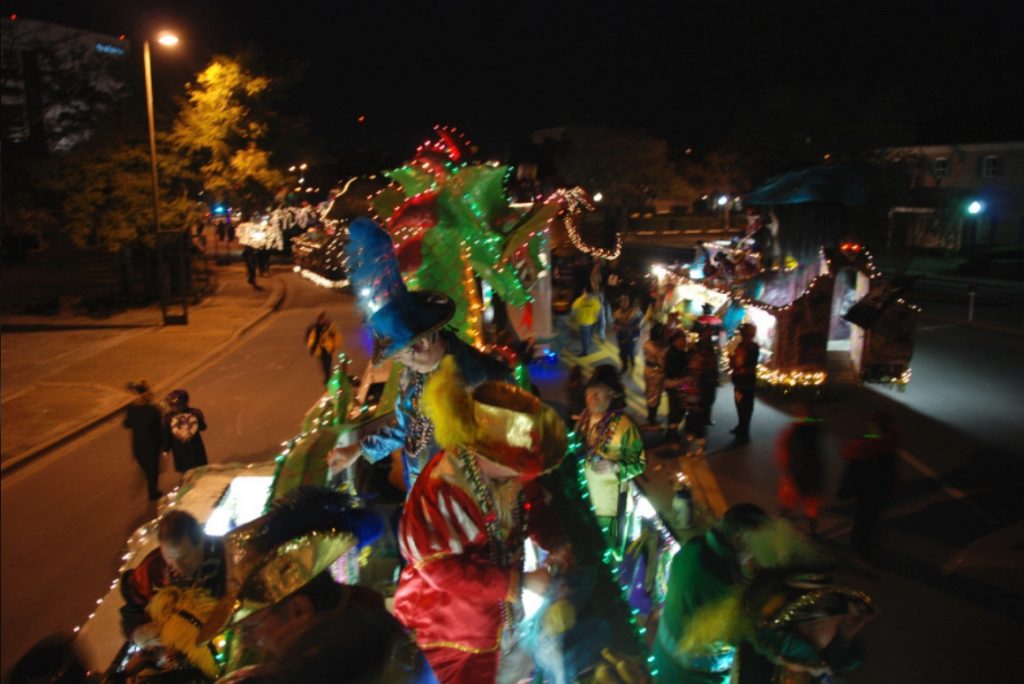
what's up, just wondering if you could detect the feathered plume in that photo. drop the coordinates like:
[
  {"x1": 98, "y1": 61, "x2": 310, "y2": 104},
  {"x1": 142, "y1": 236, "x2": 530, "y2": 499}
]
[
  {"x1": 422, "y1": 356, "x2": 477, "y2": 450},
  {"x1": 345, "y1": 218, "x2": 406, "y2": 320},
  {"x1": 743, "y1": 517, "x2": 828, "y2": 570},
  {"x1": 254, "y1": 486, "x2": 384, "y2": 556}
]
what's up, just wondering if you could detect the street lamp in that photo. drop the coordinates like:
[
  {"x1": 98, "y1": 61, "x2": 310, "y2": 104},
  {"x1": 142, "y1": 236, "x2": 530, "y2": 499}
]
[{"x1": 143, "y1": 31, "x2": 185, "y2": 325}]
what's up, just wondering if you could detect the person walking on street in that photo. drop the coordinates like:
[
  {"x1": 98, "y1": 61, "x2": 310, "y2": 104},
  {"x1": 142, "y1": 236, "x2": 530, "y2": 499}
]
[
  {"x1": 728, "y1": 323, "x2": 759, "y2": 442},
  {"x1": 613, "y1": 294, "x2": 643, "y2": 374},
  {"x1": 306, "y1": 310, "x2": 343, "y2": 385},
  {"x1": 162, "y1": 390, "x2": 208, "y2": 476},
  {"x1": 123, "y1": 380, "x2": 164, "y2": 500},
  {"x1": 839, "y1": 412, "x2": 899, "y2": 559},
  {"x1": 663, "y1": 331, "x2": 690, "y2": 444},
  {"x1": 242, "y1": 245, "x2": 260, "y2": 289},
  {"x1": 572, "y1": 287, "x2": 602, "y2": 357},
  {"x1": 642, "y1": 323, "x2": 668, "y2": 427},
  {"x1": 696, "y1": 327, "x2": 719, "y2": 425},
  {"x1": 775, "y1": 406, "x2": 825, "y2": 536}
]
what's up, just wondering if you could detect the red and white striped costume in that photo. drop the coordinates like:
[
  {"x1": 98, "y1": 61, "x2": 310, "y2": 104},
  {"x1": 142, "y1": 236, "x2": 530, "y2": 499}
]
[{"x1": 393, "y1": 449, "x2": 559, "y2": 684}]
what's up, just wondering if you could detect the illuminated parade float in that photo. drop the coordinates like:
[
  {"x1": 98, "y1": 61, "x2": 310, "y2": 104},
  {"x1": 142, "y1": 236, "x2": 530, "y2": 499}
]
[{"x1": 656, "y1": 165, "x2": 917, "y2": 391}]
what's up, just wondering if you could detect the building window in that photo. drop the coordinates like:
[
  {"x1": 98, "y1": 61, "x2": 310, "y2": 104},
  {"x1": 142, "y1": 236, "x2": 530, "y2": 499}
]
[
  {"x1": 981, "y1": 155, "x2": 1003, "y2": 177},
  {"x1": 932, "y1": 157, "x2": 949, "y2": 177}
]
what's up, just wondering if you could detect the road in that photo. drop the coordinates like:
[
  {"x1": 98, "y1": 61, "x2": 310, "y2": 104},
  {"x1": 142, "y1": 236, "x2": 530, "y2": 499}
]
[
  {"x1": 4, "y1": 264, "x2": 1022, "y2": 680},
  {"x1": 0, "y1": 274, "x2": 367, "y2": 673}
]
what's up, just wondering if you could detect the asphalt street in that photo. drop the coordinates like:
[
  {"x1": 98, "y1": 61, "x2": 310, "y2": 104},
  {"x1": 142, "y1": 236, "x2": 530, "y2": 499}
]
[
  {"x1": 0, "y1": 273, "x2": 368, "y2": 674},
  {"x1": 3, "y1": 267, "x2": 1022, "y2": 681}
]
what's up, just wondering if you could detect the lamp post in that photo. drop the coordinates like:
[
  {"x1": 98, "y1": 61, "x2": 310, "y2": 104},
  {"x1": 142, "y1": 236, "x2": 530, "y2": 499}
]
[{"x1": 143, "y1": 31, "x2": 184, "y2": 324}]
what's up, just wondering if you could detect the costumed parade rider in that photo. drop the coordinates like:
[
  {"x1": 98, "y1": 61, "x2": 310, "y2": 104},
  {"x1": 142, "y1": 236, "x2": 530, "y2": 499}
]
[
  {"x1": 119, "y1": 510, "x2": 226, "y2": 679},
  {"x1": 659, "y1": 511, "x2": 876, "y2": 683},
  {"x1": 393, "y1": 357, "x2": 573, "y2": 684},
  {"x1": 576, "y1": 364, "x2": 646, "y2": 559},
  {"x1": 198, "y1": 486, "x2": 436, "y2": 684},
  {"x1": 328, "y1": 218, "x2": 510, "y2": 492}
]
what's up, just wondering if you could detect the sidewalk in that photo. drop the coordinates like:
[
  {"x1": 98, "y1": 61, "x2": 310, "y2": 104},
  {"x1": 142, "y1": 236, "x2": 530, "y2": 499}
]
[{"x1": 0, "y1": 264, "x2": 284, "y2": 473}]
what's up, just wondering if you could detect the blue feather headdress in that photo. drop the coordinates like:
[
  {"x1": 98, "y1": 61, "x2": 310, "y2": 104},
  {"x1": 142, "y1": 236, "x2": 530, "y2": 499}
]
[{"x1": 344, "y1": 218, "x2": 455, "y2": 361}]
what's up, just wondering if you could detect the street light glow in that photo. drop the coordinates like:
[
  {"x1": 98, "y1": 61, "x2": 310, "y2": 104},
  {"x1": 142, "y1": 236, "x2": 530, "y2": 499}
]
[
  {"x1": 593, "y1": 192, "x2": 604, "y2": 202},
  {"x1": 967, "y1": 200, "x2": 984, "y2": 215},
  {"x1": 717, "y1": 195, "x2": 728, "y2": 207},
  {"x1": 156, "y1": 32, "x2": 179, "y2": 47}
]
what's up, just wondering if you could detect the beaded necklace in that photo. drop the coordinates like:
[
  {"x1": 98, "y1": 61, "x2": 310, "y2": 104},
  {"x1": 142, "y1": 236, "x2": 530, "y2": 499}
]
[
  {"x1": 457, "y1": 446, "x2": 527, "y2": 566},
  {"x1": 404, "y1": 371, "x2": 435, "y2": 469},
  {"x1": 576, "y1": 407, "x2": 622, "y2": 461},
  {"x1": 457, "y1": 447, "x2": 528, "y2": 629}
]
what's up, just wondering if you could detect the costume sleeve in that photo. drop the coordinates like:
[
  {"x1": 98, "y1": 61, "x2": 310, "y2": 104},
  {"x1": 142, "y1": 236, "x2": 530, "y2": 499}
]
[
  {"x1": 616, "y1": 418, "x2": 646, "y2": 481},
  {"x1": 195, "y1": 408, "x2": 207, "y2": 432},
  {"x1": 119, "y1": 552, "x2": 159, "y2": 639},
  {"x1": 360, "y1": 408, "x2": 407, "y2": 464}
]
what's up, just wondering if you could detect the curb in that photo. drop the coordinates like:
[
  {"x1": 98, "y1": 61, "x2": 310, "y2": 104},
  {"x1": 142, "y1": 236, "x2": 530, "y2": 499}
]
[
  {"x1": 918, "y1": 312, "x2": 1024, "y2": 337},
  {"x1": 0, "y1": 278, "x2": 286, "y2": 478}
]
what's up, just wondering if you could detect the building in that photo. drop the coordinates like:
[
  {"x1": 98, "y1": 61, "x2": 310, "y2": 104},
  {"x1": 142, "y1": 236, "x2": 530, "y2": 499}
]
[
  {"x1": 1, "y1": 16, "x2": 130, "y2": 151},
  {"x1": 886, "y1": 141, "x2": 1024, "y2": 251}
]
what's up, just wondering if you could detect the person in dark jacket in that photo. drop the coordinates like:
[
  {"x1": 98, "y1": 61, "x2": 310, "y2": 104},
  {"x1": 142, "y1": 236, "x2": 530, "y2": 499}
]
[
  {"x1": 124, "y1": 380, "x2": 164, "y2": 500},
  {"x1": 839, "y1": 412, "x2": 900, "y2": 559},
  {"x1": 728, "y1": 323, "x2": 759, "y2": 442},
  {"x1": 162, "y1": 389, "x2": 208, "y2": 475}
]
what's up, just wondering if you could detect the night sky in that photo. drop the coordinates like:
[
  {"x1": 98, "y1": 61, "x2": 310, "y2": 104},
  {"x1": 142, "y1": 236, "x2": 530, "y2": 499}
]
[{"x1": 6, "y1": 0, "x2": 1023, "y2": 159}]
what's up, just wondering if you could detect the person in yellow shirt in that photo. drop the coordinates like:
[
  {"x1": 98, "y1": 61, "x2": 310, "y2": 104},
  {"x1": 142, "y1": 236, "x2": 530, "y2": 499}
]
[{"x1": 572, "y1": 287, "x2": 602, "y2": 356}]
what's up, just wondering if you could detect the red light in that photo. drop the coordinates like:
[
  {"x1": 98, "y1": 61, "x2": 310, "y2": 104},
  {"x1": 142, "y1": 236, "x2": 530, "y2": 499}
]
[
  {"x1": 9, "y1": 14, "x2": 16, "y2": 20},
  {"x1": 119, "y1": 34, "x2": 126, "y2": 40},
  {"x1": 357, "y1": 115, "x2": 366, "y2": 123}
]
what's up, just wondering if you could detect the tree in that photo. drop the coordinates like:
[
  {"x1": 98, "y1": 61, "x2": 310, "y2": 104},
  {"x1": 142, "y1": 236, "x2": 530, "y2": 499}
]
[
  {"x1": 550, "y1": 128, "x2": 697, "y2": 209},
  {"x1": 49, "y1": 129, "x2": 202, "y2": 251},
  {"x1": 170, "y1": 55, "x2": 285, "y2": 211}
]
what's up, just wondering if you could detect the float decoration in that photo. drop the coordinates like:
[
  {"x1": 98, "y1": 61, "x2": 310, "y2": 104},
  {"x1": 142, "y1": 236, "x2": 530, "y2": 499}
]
[{"x1": 370, "y1": 125, "x2": 561, "y2": 346}]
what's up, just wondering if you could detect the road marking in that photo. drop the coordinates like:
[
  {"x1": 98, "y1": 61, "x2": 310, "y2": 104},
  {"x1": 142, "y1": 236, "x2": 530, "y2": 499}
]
[
  {"x1": 897, "y1": 449, "x2": 967, "y2": 500},
  {"x1": 897, "y1": 448, "x2": 1000, "y2": 524}
]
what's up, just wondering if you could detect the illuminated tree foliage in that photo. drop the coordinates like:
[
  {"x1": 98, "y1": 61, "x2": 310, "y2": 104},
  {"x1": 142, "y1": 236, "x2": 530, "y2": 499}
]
[{"x1": 170, "y1": 55, "x2": 284, "y2": 209}]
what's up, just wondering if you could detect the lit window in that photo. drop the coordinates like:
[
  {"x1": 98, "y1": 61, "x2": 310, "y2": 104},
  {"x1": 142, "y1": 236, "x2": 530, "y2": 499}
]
[
  {"x1": 932, "y1": 157, "x2": 949, "y2": 177},
  {"x1": 981, "y1": 155, "x2": 1002, "y2": 177}
]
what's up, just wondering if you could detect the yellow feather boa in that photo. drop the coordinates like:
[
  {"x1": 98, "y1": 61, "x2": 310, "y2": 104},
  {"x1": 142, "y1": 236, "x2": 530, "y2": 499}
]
[{"x1": 146, "y1": 586, "x2": 220, "y2": 678}]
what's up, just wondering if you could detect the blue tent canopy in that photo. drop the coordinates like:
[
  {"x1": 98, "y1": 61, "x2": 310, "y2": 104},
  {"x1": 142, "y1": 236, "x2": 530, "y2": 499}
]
[{"x1": 745, "y1": 165, "x2": 867, "y2": 206}]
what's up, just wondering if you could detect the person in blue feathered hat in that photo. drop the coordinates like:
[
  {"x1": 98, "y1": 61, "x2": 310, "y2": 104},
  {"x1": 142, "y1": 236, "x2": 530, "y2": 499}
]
[{"x1": 329, "y1": 219, "x2": 511, "y2": 492}]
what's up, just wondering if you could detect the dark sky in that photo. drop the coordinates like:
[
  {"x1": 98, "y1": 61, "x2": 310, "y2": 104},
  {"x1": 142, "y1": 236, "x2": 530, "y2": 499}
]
[{"x1": 6, "y1": 0, "x2": 1023, "y2": 159}]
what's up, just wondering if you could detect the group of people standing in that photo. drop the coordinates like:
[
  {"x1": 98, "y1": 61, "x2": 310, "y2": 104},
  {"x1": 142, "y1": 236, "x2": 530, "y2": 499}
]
[{"x1": 123, "y1": 382, "x2": 209, "y2": 500}]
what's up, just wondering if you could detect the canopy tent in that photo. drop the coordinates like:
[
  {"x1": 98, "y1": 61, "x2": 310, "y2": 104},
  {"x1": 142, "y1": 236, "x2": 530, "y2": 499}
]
[
  {"x1": 745, "y1": 165, "x2": 867, "y2": 206},
  {"x1": 745, "y1": 165, "x2": 868, "y2": 268}
]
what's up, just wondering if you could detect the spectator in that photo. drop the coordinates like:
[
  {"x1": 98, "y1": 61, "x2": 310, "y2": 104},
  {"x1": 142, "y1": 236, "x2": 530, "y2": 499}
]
[
  {"x1": 642, "y1": 323, "x2": 668, "y2": 427},
  {"x1": 613, "y1": 294, "x2": 643, "y2": 374},
  {"x1": 663, "y1": 331, "x2": 690, "y2": 444},
  {"x1": 123, "y1": 380, "x2": 163, "y2": 500},
  {"x1": 305, "y1": 310, "x2": 344, "y2": 385},
  {"x1": 839, "y1": 412, "x2": 900, "y2": 559},
  {"x1": 566, "y1": 364, "x2": 587, "y2": 423},
  {"x1": 571, "y1": 287, "x2": 602, "y2": 357},
  {"x1": 728, "y1": 323, "x2": 759, "y2": 442},
  {"x1": 162, "y1": 389, "x2": 208, "y2": 476},
  {"x1": 775, "y1": 406, "x2": 826, "y2": 536}
]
